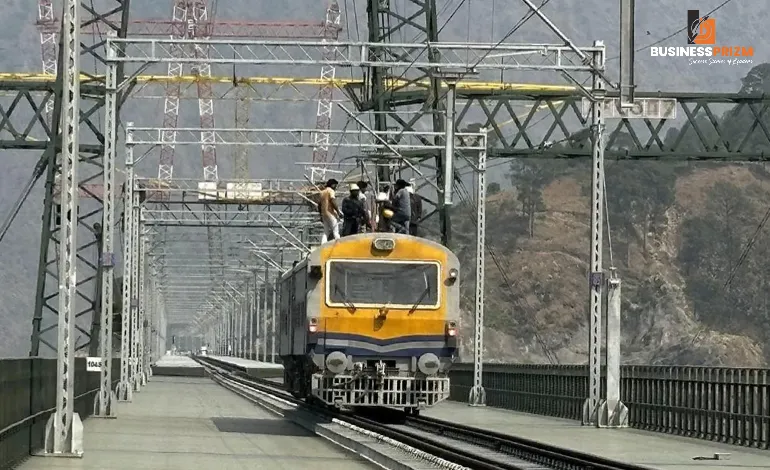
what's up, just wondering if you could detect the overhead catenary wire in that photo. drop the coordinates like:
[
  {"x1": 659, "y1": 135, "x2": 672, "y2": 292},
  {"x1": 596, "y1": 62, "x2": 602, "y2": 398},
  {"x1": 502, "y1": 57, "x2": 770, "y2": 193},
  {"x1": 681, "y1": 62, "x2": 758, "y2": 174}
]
[
  {"x1": 450, "y1": 168, "x2": 559, "y2": 365},
  {"x1": 0, "y1": 160, "x2": 48, "y2": 245},
  {"x1": 607, "y1": 0, "x2": 735, "y2": 62},
  {"x1": 573, "y1": 0, "x2": 738, "y2": 92},
  {"x1": 466, "y1": 0, "x2": 552, "y2": 73},
  {"x1": 688, "y1": 202, "x2": 770, "y2": 346},
  {"x1": 381, "y1": 0, "x2": 547, "y2": 110},
  {"x1": 723, "y1": 206, "x2": 770, "y2": 290}
]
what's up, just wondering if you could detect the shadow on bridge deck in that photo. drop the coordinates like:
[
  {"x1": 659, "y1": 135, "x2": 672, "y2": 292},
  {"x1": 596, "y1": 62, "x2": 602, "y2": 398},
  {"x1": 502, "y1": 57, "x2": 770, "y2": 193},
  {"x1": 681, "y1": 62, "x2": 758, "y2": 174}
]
[{"x1": 17, "y1": 376, "x2": 371, "y2": 470}]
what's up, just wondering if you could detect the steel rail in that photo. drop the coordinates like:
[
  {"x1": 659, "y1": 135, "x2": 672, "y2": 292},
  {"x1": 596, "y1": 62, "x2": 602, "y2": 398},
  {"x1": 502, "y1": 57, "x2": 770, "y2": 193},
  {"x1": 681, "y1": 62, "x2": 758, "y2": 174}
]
[
  {"x1": 195, "y1": 355, "x2": 650, "y2": 470},
  {"x1": 197, "y1": 357, "x2": 507, "y2": 470}
]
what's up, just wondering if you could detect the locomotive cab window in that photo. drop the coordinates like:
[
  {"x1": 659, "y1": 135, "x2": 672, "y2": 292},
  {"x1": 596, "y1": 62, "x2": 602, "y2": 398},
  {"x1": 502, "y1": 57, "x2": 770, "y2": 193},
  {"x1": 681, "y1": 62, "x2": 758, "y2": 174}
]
[{"x1": 326, "y1": 260, "x2": 440, "y2": 309}]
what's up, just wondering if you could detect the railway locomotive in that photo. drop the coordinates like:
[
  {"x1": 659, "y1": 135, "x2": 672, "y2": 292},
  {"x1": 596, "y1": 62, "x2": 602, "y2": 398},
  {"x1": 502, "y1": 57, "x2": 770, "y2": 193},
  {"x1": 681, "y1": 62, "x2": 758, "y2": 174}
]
[{"x1": 278, "y1": 232, "x2": 460, "y2": 413}]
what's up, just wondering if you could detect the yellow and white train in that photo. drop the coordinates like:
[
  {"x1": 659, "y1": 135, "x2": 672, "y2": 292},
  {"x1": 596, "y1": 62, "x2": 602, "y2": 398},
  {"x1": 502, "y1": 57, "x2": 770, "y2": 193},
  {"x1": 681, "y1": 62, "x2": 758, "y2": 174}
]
[{"x1": 278, "y1": 232, "x2": 460, "y2": 413}]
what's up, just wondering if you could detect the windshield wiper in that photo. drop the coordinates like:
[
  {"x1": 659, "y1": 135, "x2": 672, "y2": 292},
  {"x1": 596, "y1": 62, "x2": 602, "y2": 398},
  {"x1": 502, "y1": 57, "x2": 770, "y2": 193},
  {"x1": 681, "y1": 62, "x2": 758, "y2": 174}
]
[
  {"x1": 334, "y1": 284, "x2": 357, "y2": 313},
  {"x1": 408, "y1": 286, "x2": 431, "y2": 315}
]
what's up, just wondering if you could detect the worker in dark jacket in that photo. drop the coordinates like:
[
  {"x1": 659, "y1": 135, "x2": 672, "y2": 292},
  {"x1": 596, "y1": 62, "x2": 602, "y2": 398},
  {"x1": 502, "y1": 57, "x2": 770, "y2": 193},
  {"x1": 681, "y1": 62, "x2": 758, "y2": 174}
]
[
  {"x1": 341, "y1": 183, "x2": 367, "y2": 236},
  {"x1": 355, "y1": 180, "x2": 374, "y2": 232},
  {"x1": 390, "y1": 179, "x2": 411, "y2": 234},
  {"x1": 407, "y1": 184, "x2": 422, "y2": 236}
]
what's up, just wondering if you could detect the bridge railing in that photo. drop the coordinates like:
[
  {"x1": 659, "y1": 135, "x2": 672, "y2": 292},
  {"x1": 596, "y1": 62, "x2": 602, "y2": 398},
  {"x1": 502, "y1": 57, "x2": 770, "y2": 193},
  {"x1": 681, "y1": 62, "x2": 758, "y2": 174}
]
[
  {"x1": 0, "y1": 357, "x2": 120, "y2": 468},
  {"x1": 448, "y1": 363, "x2": 770, "y2": 450}
]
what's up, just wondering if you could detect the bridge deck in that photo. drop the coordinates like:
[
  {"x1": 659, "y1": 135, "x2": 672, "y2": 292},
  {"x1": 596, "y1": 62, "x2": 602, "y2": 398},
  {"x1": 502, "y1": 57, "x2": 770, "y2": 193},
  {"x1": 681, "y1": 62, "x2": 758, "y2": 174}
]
[
  {"x1": 425, "y1": 401, "x2": 770, "y2": 470},
  {"x1": 17, "y1": 376, "x2": 373, "y2": 470}
]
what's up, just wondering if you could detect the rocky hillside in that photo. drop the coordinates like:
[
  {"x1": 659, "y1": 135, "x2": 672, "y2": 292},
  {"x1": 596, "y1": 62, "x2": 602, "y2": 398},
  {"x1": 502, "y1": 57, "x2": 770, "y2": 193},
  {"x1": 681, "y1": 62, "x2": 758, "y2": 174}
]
[
  {"x1": 448, "y1": 60, "x2": 770, "y2": 368},
  {"x1": 454, "y1": 164, "x2": 768, "y2": 367}
]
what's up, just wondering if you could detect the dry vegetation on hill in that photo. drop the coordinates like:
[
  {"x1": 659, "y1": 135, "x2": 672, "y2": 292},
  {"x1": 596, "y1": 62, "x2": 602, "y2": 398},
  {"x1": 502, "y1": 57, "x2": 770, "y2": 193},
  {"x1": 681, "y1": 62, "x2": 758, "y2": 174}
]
[
  {"x1": 452, "y1": 63, "x2": 770, "y2": 366},
  {"x1": 454, "y1": 167, "x2": 767, "y2": 366}
]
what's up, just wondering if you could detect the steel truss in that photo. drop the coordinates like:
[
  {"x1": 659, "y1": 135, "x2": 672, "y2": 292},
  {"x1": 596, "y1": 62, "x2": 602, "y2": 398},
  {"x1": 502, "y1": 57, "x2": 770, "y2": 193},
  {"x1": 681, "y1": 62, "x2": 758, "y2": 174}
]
[
  {"x1": 103, "y1": 32, "x2": 597, "y2": 264},
  {"x1": 66, "y1": 6, "x2": 770, "y2": 439},
  {"x1": 102, "y1": 34, "x2": 600, "y2": 252},
  {"x1": 115, "y1": 114, "x2": 487, "y2": 370},
  {"x1": 364, "y1": 0, "x2": 445, "y2": 244},
  {"x1": 31, "y1": 1, "x2": 130, "y2": 358},
  {"x1": 125, "y1": 126, "x2": 486, "y2": 151},
  {"x1": 106, "y1": 38, "x2": 600, "y2": 72},
  {"x1": 6, "y1": 86, "x2": 769, "y2": 162},
  {"x1": 449, "y1": 91, "x2": 770, "y2": 160},
  {"x1": 121, "y1": 120, "x2": 312, "y2": 371},
  {"x1": 141, "y1": 210, "x2": 319, "y2": 227},
  {"x1": 144, "y1": 2, "x2": 339, "y2": 334},
  {"x1": 0, "y1": 0, "x2": 135, "y2": 457},
  {"x1": 189, "y1": 267, "x2": 278, "y2": 360},
  {"x1": 133, "y1": 177, "x2": 320, "y2": 206}
]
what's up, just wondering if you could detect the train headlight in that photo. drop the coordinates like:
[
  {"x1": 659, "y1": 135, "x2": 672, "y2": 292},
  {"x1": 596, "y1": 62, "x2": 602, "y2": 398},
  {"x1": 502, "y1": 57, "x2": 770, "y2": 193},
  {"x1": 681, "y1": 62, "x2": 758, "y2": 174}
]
[
  {"x1": 373, "y1": 238, "x2": 395, "y2": 251},
  {"x1": 325, "y1": 351, "x2": 348, "y2": 374},
  {"x1": 417, "y1": 353, "x2": 440, "y2": 376}
]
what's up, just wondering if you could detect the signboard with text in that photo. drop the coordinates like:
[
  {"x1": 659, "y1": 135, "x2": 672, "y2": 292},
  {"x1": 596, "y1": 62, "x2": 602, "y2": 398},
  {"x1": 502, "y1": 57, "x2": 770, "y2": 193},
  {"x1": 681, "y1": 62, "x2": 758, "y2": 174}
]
[{"x1": 86, "y1": 357, "x2": 103, "y2": 372}]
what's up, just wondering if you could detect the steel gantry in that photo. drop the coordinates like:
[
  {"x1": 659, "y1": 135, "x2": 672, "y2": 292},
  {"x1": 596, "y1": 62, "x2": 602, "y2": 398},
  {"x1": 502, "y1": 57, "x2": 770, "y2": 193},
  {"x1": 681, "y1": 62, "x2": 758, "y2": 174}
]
[
  {"x1": 362, "y1": 0, "x2": 447, "y2": 242},
  {"x1": 43, "y1": 0, "x2": 84, "y2": 456},
  {"x1": 100, "y1": 34, "x2": 597, "y2": 414},
  {"x1": 112, "y1": 115, "x2": 331, "y2": 391},
  {"x1": 28, "y1": 0, "x2": 131, "y2": 365},
  {"x1": 140, "y1": 1, "x2": 341, "y2": 344},
  {"x1": 110, "y1": 76, "x2": 489, "y2": 391},
  {"x1": 1, "y1": 0, "x2": 135, "y2": 457}
]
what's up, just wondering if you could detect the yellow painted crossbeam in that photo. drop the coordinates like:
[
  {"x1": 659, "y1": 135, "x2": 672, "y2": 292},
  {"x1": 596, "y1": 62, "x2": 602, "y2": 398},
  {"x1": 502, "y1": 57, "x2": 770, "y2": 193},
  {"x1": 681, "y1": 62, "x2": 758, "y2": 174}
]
[{"x1": 0, "y1": 72, "x2": 575, "y2": 92}]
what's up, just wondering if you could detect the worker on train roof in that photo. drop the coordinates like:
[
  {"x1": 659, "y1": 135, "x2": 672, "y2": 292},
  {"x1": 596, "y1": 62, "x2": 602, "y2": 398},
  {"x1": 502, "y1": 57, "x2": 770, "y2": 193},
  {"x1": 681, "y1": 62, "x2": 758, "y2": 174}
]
[
  {"x1": 406, "y1": 183, "x2": 422, "y2": 236},
  {"x1": 341, "y1": 184, "x2": 367, "y2": 236},
  {"x1": 319, "y1": 178, "x2": 341, "y2": 243},
  {"x1": 391, "y1": 179, "x2": 411, "y2": 234},
  {"x1": 356, "y1": 181, "x2": 374, "y2": 230}
]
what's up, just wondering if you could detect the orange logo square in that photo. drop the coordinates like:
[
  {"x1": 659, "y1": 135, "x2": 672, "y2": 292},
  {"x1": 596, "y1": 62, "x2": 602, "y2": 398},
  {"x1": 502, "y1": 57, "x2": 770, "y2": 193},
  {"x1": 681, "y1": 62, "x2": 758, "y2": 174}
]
[{"x1": 692, "y1": 18, "x2": 716, "y2": 45}]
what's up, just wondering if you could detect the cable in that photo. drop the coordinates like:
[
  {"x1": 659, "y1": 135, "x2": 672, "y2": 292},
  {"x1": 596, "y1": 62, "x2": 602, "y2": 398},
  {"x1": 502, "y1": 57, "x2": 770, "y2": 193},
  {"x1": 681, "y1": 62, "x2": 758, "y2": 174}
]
[
  {"x1": 688, "y1": 189, "x2": 770, "y2": 346},
  {"x1": 609, "y1": 0, "x2": 734, "y2": 62},
  {"x1": 437, "y1": 1, "x2": 467, "y2": 37},
  {"x1": 381, "y1": 0, "x2": 537, "y2": 107},
  {"x1": 451, "y1": 172, "x2": 559, "y2": 364},
  {"x1": 569, "y1": 0, "x2": 736, "y2": 95},
  {"x1": 467, "y1": 0, "x2": 552, "y2": 72},
  {"x1": 723, "y1": 206, "x2": 770, "y2": 289},
  {"x1": 0, "y1": 163, "x2": 47, "y2": 245}
]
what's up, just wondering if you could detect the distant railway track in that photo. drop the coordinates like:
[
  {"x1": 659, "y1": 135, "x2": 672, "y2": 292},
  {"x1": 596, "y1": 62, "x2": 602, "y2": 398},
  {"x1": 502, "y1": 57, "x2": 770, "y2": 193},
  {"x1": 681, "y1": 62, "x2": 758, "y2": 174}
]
[{"x1": 194, "y1": 355, "x2": 651, "y2": 470}]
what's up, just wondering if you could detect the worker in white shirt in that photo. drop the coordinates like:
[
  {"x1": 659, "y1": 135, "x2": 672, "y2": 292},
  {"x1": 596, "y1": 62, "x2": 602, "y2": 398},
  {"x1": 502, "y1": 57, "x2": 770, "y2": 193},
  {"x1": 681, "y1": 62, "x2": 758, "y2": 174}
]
[{"x1": 318, "y1": 178, "x2": 341, "y2": 242}]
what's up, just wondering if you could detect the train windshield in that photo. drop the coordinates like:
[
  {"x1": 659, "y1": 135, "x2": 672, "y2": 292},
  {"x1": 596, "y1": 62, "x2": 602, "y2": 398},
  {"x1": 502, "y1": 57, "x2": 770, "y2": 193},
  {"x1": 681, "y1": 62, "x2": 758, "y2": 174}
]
[{"x1": 327, "y1": 261, "x2": 440, "y2": 308}]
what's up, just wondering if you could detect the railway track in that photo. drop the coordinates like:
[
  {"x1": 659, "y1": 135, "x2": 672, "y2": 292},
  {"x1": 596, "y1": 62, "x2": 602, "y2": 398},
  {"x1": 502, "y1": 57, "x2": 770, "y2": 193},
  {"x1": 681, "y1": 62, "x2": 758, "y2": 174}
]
[{"x1": 194, "y1": 356, "x2": 652, "y2": 470}]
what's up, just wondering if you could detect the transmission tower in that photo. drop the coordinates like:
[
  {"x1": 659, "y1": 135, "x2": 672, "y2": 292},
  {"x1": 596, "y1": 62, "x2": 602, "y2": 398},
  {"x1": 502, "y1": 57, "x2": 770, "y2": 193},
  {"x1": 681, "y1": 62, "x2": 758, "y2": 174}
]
[
  {"x1": 364, "y1": 0, "x2": 447, "y2": 242},
  {"x1": 35, "y1": 1, "x2": 341, "y2": 352},
  {"x1": 30, "y1": 0, "x2": 131, "y2": 358}
]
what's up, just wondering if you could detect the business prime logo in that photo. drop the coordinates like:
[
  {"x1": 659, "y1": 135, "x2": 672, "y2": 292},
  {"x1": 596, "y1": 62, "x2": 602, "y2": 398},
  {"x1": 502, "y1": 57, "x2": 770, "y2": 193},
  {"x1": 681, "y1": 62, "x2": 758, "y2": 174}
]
[{"x1": 650, "y1": 9, "x2": 754, "y2": 65}]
